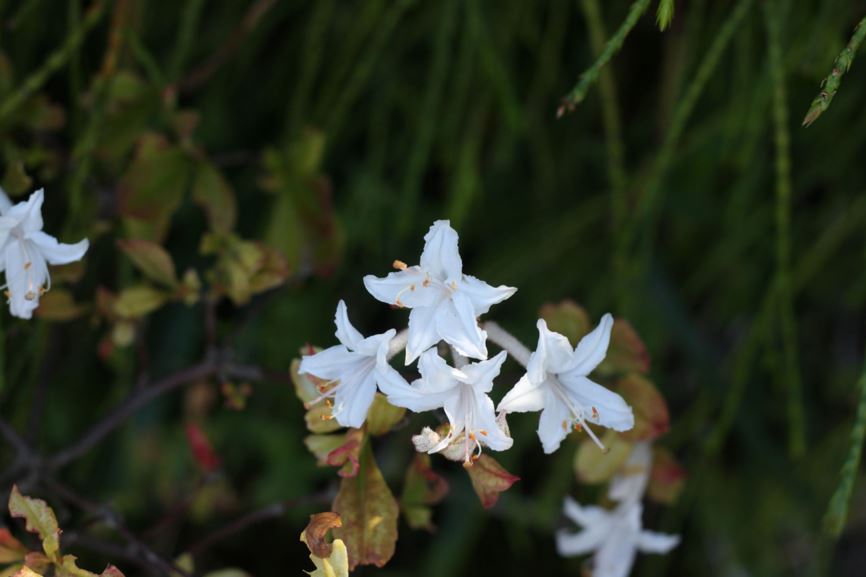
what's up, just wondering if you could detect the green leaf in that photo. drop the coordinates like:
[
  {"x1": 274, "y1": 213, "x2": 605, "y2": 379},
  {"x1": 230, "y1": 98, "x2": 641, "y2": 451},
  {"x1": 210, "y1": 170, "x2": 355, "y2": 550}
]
[
  {"x1": 616, "y1": 374, "x2": 670, "y2": 441},
  {"x1": 117, "y1": 240, "x2": 178, "y2": 288},
  {"x1": 365, "y1": 394, "x2": 405, "y2": 436},
  {"x1": 8, "y1": 567, "x2": 42, "y2": 577},
  {"x1": 332, "y1": 444, "x2": 399, "y2": 570},
  {"x1": 1, "y1": 162, "x2": 32, "y2": 197},
  {"x1": 192, "y1": 161, "x2": 237, "y2": 234},
  {"x1": 465, "y1": 454, "x2": 520, "y2": 509},
  {"x1": 304, "y1": 434, "x2": 347, "y2": 466},
  {"x1": 7, "y1": 486, "x2": 60, "y2": 562},
  {"x1": 574, "y1": 430, "x2": 633, "y2": 483},
  {"x1": 539, "y1": 300, "x2": 591, "y2": 346},
  {"x1": 118, "y1": 134, "x2": 191, "y2": 241},
  {"x1": 114, "y1": 286, "x2": 169, "y2": 319},
  {"x1": 656, "y1": 0, "x2": 674, "y2": 31},
  {"x1": 400, "y1": 454, "x2": 448, "y2": 530}
]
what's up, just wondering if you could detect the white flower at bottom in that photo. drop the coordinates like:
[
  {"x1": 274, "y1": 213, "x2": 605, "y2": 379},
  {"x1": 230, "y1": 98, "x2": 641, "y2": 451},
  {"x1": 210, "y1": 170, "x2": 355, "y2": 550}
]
[
  {"x1": 379, "y1": 349, "x2": 512, "y2": 465},
  {"x1": 556, "y1": 497, "x2": 679, "y2": 577},
  {"x1": 0, "y1": 189, "x2": 89, "y2": 319},
  {"x1": 298, "y1": 300, "x2": 399, "y2": 428},
  {"x1": 497, "y1": 315, "x2": 634, "y2": 453}
]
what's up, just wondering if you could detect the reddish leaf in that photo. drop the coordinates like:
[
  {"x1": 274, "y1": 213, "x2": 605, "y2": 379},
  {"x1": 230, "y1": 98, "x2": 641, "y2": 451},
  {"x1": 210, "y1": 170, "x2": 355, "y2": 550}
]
[
  {"x1": 325, "y1": 429, "x2": 364, "y2": 478},
  {"x1": 0, "y1": 528, "x2": 27, "y2": 563},
  {"x1": 185, "y1": 423, "x2": 221, "y2": 473},
  {"x1": 647, "y1": 447, "x2": 687, "y2": 505},
  {"x1": 332, "y1": 445, "x2": 399, "y2": 570},
  {"x1": 465, "y1": 455, "x2": 520, "y2": 509},
  {"x1": 617, "y1": 375, "x2": 670, "y2": 442},
  {"x1": 539, "y1": 300, "x2": 591, "y2": 346},
  {"x1": 598, "y1": 320, "x2": 651, "y2": 375}
]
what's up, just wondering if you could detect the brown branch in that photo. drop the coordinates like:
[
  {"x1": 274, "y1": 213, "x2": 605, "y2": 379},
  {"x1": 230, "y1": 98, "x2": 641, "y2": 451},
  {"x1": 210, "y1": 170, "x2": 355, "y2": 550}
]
[
  {"x1": 176, "y1": 0, "x2": 278, "y2": 92},
  {"x1": 47, "y1": 360, "x2": 218, "y2": 470},
  {"x1": 186, "y1": 488, "x2": 335, "y2": 556}
]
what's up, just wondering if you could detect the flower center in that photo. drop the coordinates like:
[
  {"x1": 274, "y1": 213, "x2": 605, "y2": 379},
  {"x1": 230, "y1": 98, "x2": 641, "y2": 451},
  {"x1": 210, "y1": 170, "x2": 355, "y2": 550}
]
[{"x1": 549, "y1": 375, "x2": 607, "y2": 452}]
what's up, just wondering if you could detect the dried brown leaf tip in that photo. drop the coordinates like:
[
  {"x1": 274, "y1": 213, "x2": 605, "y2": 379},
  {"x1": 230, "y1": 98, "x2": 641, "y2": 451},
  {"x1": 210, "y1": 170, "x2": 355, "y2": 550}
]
[{"x1": 302, "y1": 512, "x2": 343, "y2": 559}]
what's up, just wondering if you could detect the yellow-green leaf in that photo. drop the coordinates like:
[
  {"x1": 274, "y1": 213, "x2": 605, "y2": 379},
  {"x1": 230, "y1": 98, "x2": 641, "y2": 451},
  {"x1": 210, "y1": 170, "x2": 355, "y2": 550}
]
[
  {"x1": 34, "y1": 290, "x2": 88, "y2": 322},
  {"x1": 574, "y1": 430, "x2": 633, "y2": 484},
  {"x1": 617, "y1": 375, "x2": 670, "y2": 442},
  {"x1": 365, "y1": 394, "x2": 405, "y2": 436},
  {"x1": 9, "y1": 567, "x2": 42, "y2": 577},
  {"x1": 597, "y1": 320, "x2": 650, "y2": 375},
  {"x1": 114, "y1": 286, "x2": 168, "y2": 319},
  {"x1": 193, "y1": 161, "x2": 237, "y2": 234},
  {"x1": 539, "y1": 300, "x2": 591, "y2": 346},
  {"x1": 0, "y1": 529, "x2": 27, "y2": 563},
  {"x1": 1, "y1": 162, "x2": 32, "y2": 197},
  {"x1": 400, "y1": 454, "x2": 448, "y2": 530},
  {"x1": 117, "y1": 239, "x2": 178, "y2": 288},
  {"x1": 7, "y1": 487, "x2": 60, "y2": 562}
]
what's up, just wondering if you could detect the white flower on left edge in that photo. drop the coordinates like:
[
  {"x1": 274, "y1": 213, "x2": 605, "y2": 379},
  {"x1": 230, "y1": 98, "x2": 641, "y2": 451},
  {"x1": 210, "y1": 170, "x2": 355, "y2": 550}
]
[
  {"x1": 378, "y1": 349, "x2": 512, "y2": 465},
  {"x1": 363, "y1": 220, "x2": 516, "y2": 365},
  {"x1": 556, "y1": 497, "x2": 679, "y2": 577},
  {"x1": 299, "y1": 300, "x2": 400, "y2": 428},
  {"x1": 497, "y1": 314, "x2": 634, "y2": 454},
  {"x1": 0, "y1": 189, "x2": 89, "y2": 319}
]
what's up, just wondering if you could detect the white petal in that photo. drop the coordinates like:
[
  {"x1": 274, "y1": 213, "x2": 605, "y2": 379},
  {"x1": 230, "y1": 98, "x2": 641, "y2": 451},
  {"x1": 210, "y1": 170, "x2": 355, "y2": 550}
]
[
  {"x1": 299, "y1": 345, "x2": 364, "y2": 381},
  {"x1": 363, "y1": 269, "x2": 441, "y2": 308},
  {"x1": 594, "y1": 534, "x2": 638, "y2": 577},
  {"x1": 458, "y1": 350, "x2": 507, "y2": 394},
  {"x1": 564, "y1": 313, "x2": 613, "y2": 376},
  {"x1": 333, "y1": 370, "x2": 378, "y2": 428},
  {"x1": 537, "y1": 389, "x2": 572, "y2": 454},
  {"x1": 0, "y1": 187, "x2": 11, "y2": 214},
  {"x1": 459, "y1": 274, "x2": 516, "y2": 315},
  {"x1": 556, "y1": 526, "x2": 609, "y2": 558},
  {"x1": 4, "y1": 241, "x2": 43, "y2": 319},
  {"x1": 0, "y1": 217, "x2": 16, "y2": 256},
  {"x1": 436, "y1": 292, "x2": 487, "y2": 360},
  {"x1": 562, "y1": 376, "x2": 634, "y2": 432},
  {"x1": 497, "y1": 374, "x2": 546, "y2": 413},
  {"x1": 416, "y1": 348, "x2": 461, "y2": 394},
  {"x1": 528, "y1": 319, "x2": 573, "y2": 383},
  {"x1": 562, "y1": 497, "x2": 610, "y2": 527},
  {"x1": 7, "y1": 189, "x2": 44, "y2": 233},
  {"x1": 405, "y1": 305, "x2": 441, "y2": 365},
  {"x1": 470, "y1": 388, "x2": 512, "y2": 451},
  {"x1": 420, "y1": 220, "x2": 462, "y2": 280},
  {"x1": 29, "y1": 231, "x2": 88, "y2": 265},
  {"x1": 334, "y1": 300, "x2": 364, "y2": 350},
  {"x1": 636, "y1": 530, "x2": 680, "y2": 554}
]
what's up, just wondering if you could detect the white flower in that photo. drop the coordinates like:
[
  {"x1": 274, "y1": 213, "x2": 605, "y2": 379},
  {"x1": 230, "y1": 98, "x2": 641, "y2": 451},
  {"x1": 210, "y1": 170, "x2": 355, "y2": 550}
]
[
  {"x1": 497, "y1": 314, "x2": 634, "y2": 454},
  {"x1": 379, "y1": 349, "x2": 512, "y2": 465},
  {"x1": 608, "y1": 442, "x2": 652, "y2": 505},
  {"x1": 298, "y1": 300, "x2": 400, "y2": 428},
  {"x1": 0, "y1": 189, "x2": 89, "y2": 319},
  {"x1": 363, "y1": 220, "x2": 516, "y2": 365},
  {"x1": 556, "y1": 497, "x2": 679, "y2": 577}
]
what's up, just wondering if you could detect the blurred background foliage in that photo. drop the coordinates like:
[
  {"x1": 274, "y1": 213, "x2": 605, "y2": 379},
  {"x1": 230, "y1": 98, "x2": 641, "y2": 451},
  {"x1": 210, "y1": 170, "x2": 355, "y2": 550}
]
[{"x1": 1, "y1": 0, "x2": 866, "y2": 575}]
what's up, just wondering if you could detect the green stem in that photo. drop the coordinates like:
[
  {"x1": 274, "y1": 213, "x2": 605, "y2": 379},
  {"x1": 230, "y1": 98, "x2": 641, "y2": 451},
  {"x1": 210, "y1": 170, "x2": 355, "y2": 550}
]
[
  {"x1": 558, "y1": 0, "x2": 651, "y2": 115},
  {"x1": 803, "y1": 12, "x2": 866, "y2": 126}
]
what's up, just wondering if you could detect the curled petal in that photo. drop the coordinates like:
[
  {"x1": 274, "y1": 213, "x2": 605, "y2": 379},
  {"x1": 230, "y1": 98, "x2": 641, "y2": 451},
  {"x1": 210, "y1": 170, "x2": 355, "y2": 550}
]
[
  {"x1": 564, "y1": 313, "x2": 613, "y2": 376},
  {"x1": 299, "y1": 345, "x2": 365, "y2": 381},
  {"x1": 469, "y1": 388, "x2": 513, "y2": 451},
  {"x1": 363, "y1": 269, "x2": 440, "y2": 309},
  {"x1": 333, "y1": 371, "x2": 378, "y2": 428},
  {"x1": 416, "y1": 348, "x2": 460, "y2": 394},
  {"x1": 636, "y1": 530, "x2": 680, "y2": 554},
  {"x1": 29, "y1": 231, "x2": 89, "y2": 265},
  {"x1": 4, "y1": 241, "x2": 47, "y2": 319},
  {"x1": 460, "y1": 274, "x2": 516, "y2": 315},
  {"x1": 420, "y1": 220, "x2": 462, "y2": 281},
  {"x1": 458, "y1": 350, "x2": 507, "y2": 394},
  {"x1": 334, "y1": 300, "x2": 364, "y2": 350},
  {"x1": 436, "y1": 292, "x2": 487, "y2": 360},
  {"x1": 528, "y1": 319, "x2": 573, "y2": 383},
  {"x1": 537, "y1": 389, "x2": 571, "y2": 454},
  {"x1": 7, "y1": 189, "x2": 44, "y2": 233},
  {"x1": 497, "y1": 374, "x2": 546, "y2": 414}
]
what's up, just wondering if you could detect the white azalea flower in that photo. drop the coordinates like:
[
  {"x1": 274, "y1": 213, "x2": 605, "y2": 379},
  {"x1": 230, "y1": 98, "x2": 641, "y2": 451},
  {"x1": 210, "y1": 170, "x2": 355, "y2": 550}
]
[
  {"x1": 379, "y1": 349, "x2": 512, "y2": 465},
  {"x1": 556, "y1": 497, "x2": 679, "y2": 577},
  {"x1": 497, "y1": 314, "x2": 634, "y2": 454},
  {"x1": 608, "y1": 442, "x2": 652, "y2": 504},
  {"x1": 299, "y1": 300, "x2": 400, "y2": 428},
  {"x1": 363, "y1": 220, "x2": 516, "y2": 365},
  {"x1": 0, "y1": 189, "x2": 89, "y2": 319}
]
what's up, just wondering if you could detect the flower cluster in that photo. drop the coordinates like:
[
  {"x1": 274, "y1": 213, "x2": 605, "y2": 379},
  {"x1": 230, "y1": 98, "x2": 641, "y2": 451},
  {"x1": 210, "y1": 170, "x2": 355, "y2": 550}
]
[
  {"x1": 299, "y1": 220, "x2": 635, "y2": 465},
  {"x1": 0, "y1": 188, "x2": 89, "y2": 319}
]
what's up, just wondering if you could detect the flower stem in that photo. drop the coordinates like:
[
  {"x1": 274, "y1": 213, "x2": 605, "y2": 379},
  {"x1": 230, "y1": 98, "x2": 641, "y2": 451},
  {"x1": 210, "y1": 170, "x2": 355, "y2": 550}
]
[
  {"x1": 387, "y1": 328, "x2": 409, "y2": 361},
  {"x1": 483, "y1": 322, "x2": 530, "y2": 367}
]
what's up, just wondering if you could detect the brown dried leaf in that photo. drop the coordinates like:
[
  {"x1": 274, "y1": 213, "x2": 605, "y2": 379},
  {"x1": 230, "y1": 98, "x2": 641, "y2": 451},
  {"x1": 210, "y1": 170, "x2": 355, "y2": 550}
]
[
  {"x1": 465, "y1": 454, "x2": 520, "y2": 509},
  {"x1": 301, "y1": 512, "x2": 343, "y2": 559},
  {"x1": 617, "y1": 375, "x2": 670, "y2": 442}
]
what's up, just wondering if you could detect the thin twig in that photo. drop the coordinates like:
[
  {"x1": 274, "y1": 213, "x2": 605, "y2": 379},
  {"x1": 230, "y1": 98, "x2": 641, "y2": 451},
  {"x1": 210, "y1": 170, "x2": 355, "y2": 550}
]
[{"x1": 483, "y1": 322, "x2": 531, "y2": 367}]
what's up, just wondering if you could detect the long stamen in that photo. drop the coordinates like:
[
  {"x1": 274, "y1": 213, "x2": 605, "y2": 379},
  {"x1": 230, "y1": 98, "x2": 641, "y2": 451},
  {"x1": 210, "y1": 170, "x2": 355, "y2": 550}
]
[
  {"x1": 551, "y1": 380, "x2": 608, "y2": 452},
  {"x1": 303, "y1": 378, "x2": 341, "y2": 408}
]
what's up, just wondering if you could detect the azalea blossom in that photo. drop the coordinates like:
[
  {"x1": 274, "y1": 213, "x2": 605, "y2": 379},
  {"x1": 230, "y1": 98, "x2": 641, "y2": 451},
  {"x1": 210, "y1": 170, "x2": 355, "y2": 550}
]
[
  {"x1": 379, "y1": 349, "x2": 512, "y2": 465},
  {"x1": 497, "y1": 315, "x2": 634, "y2": 454},
  {"x1": 363, "y1": 220, "x2": 516, "y2": 365},
  {"x1": 0, "y1": 189, "x2": 89, "y2": 319},
  {"x1": 299, "y1": 300, "x2": 400, "y2": 428},
  {"x1": 608, "y1": 441, "x2": 652, "y2": 504},
  {"x1": 556, "y1": 497, "x2": 679, "y2": 577}
]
